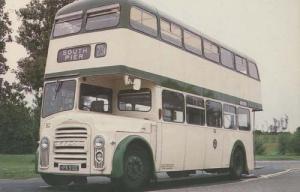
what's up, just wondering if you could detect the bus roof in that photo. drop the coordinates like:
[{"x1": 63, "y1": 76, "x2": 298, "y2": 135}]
[{"x1": 56, "y1": 0, "x2": 257, "y2": 64}]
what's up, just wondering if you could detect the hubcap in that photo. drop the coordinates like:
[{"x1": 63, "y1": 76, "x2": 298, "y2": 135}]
[{"x1": 126, "y1": 155, "x2": 145, "y2": 181}]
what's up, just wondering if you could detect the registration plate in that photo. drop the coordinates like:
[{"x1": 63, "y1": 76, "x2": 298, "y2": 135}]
[{"x1": 59, "y1": 165, "x2": 79, "y2": 171}]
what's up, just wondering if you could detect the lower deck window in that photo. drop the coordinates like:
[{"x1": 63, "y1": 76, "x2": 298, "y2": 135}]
[
  {"x1": 79, "y1": 84, "x2": 112, "y2": 113},
  {"x1": 223, "y1": 104, "x2": 237, "y2": 129},
  {"x1": 238, "y1": 108, "x2": 251, "y2": 131},
  {"x1": 162, "y1": 90, "x2": 184, "y2": 123},
  {"x1": 206, "y1": 100, "x2": 222, "y2": 128},
  {"x1": 186, "y1": 95, "x2": 205, "y2": 125},
  {"x1": 118, "y1": 89, "x2": 151, "y2": 112}
]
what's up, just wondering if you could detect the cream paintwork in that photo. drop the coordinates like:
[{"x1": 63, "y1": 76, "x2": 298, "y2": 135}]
[
  {"x1": 39, "y1": 109, "x2": 155, "y2": 175},
  {"x1": 40, "y1": 28, "x2": 258, "y2": 176},
  {"x1": 39, "y1": 76, "x2": 255, "y2": 175},
  {"x1": 46, "y1": 28, "x2": 261, "y2": 104}
]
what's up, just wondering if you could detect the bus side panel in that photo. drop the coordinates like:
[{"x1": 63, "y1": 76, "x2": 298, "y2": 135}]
[
  {"x1": 183, "y1": 125, "x2": 206, "y2": 170},
  {"x1": 222, "y1": 130, "x2": 254, "y2": 171}
]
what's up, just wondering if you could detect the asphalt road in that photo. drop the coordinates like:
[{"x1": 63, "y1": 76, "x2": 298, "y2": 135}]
[{"x1": 0, "y1": 161, "x2": 299, "y2": 192}]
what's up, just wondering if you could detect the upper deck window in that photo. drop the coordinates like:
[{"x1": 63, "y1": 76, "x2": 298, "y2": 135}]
[
  {"x1": 53, "y1": 11, "x2": 83, "y2": 37},
  {"x1": 203, "y1": 39, "x2": 220, "y2": 63},
  {"x1": 184, "y1": 30, "x2": 202, "y2": 56},
  {"x1": 235, "y1": 55, "x2": 248, "y2": 75},
  {"x1": 248, "y1": 61, "x2": 259, "y2": 80},
  {"x1": 130, "y1": 7, "x2": 158, "y2": 37},
  {"x1": 221, "y1": 48, "x2": 234, "y2": 69},
  {"x1": 160, "y1": 19, "x2": 182, "y2": 47},
  {"x1": 86, "y1": 4, "x2": 120, "y2": 31}
]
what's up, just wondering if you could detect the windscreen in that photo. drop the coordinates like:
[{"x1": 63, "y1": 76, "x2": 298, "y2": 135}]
[{"x1": 42, "y1": 80, "x2": 76, "y2": 117}]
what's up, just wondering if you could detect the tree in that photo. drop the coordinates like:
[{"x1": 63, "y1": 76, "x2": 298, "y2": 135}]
[
  {"x1": 0, "y1": 0, "x2": 11, "y2": 75},
  {"x1": 14, "y1": 0, "x2": 75, "y2": 150},
  {"x1": 16, "y1": 0, "x2": 75, "y2": 92},
  {"x1": 0, "y1": 82, "x2": 36, "y2": 154},
  {"x1": 290, "y1": 129, "x2": 300, "y2": 155}
]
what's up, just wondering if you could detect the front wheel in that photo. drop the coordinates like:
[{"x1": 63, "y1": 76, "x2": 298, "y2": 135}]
[
  {"x1": 41, "y1": 174, "x2": 72, "y2": 187},
  {"x1": 112, "y1": 146, "x2": 152, "y2": 191},
  {"x1": 230, "y1": 149, "x2": 245, "y2": 179}
]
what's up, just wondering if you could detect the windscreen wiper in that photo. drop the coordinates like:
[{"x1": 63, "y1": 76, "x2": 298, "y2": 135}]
[{"x1": 54, "y1": 81, "x2": 63, "y2": 99}]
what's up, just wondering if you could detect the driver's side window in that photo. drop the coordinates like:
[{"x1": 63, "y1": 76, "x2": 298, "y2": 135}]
[{"x1": 80, "y1": 84, "x2": 112, "y2": 113}]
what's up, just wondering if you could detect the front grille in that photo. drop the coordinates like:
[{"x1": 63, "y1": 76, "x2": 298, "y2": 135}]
[{"x1": 54, "y1": 127, "x2": 88, "y2": 163}]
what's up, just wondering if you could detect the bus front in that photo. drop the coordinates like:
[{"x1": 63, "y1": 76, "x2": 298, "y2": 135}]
[{"x1": 38, "y1": 1, "x2": 158, "y2": 188}]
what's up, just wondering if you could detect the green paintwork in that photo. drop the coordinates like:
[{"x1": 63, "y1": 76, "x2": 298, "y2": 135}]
[
  {"x1": 45, "y1": 65, "x2": 263, "y2": 110},
  {"x1": 111, "y1": 135, "x2": 154, "y2": 178}
]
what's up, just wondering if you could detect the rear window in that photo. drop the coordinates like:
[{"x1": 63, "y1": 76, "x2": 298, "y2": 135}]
[
  {"x1": 86, "y1": 4, "x2": 120, "y2": 31},
  {"x1": 53, "y1": 12, "x2": 83, "y2": 37}
]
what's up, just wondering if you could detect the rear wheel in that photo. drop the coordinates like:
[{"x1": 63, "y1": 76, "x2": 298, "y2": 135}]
[
  {"x1": 41, "y1": 174, "x2": 72, "y2": 187},
  {"x1": 230, "y1": 149, "x2": 245, "y2": 179},
  {"x1": 112, "y1": 146, "x2": 152, "y2": 191}
]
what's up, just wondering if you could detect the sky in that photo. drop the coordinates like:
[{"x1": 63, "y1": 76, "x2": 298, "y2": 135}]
[{"x1": 3, "y1": 0, "x2": 300, "y2": 132}]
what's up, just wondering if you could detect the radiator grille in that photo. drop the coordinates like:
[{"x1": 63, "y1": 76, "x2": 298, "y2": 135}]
[{"x1": 54, "y1": 127, "x2": 88, "y2": 163}]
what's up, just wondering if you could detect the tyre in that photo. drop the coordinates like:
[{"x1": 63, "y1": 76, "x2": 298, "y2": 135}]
[
  {"x1": 73, "y1": 176, "x2": 88, "y2": 185},
  {"x1": 40, "y1": 174, "x2": 72, "y2": 187},
  {"x1": 167, "y1": 171, "x2": 190, "y2": 178},
  {"x1": 112, "y1": 146, "x2": 152, "y2": 191},
  {"x1": 230, "y1": 149, "x2": 245, "y2": 179}
]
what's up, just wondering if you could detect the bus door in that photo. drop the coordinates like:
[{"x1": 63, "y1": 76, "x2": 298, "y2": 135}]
[
  {"x1": 158, "y1": 90, "x2": 186, "y2": 171},
  {"x1": 204, "y1": 100, "x2": 224, "y2": 169}
]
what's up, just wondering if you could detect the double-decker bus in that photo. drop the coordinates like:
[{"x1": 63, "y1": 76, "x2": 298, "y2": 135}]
[{"x1": 38, "y1": 0, "x2": 262, "y2": 190}]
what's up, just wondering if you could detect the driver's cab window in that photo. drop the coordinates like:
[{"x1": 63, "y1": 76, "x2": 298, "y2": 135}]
[{"x1": 80, "y1": 84, "x2": 112, "y2": 113}]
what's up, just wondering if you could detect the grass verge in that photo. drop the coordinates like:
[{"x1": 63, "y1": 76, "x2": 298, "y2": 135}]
[
  {"x1": 256, "y1": 155, "x2": 300, "y2": 161},
  {"x1": 0, "y1": 154, "x2": 38, "y2": 179}
]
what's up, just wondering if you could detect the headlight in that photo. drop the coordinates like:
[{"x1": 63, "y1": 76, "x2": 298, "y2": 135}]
[
  {"x1": 94, "y1": 136, "x2": 105, "y2": 148},
  {"x1": 94, "y1": 136, "x2": 105, "y2": 169},
  {"x1": 40, "y1": 137, "x2": 50, "y2": 168},
  {"x1": 41, "y1": 137, "x2": 49, "y2": 150}
]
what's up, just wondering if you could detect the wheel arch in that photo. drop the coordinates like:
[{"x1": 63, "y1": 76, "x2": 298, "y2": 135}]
[
  {"x1": 111, "y1": 135, "x2": 155, "y2": 178},
  {"x1": 230, "y1": 140, "x2": 249, "y2": 174}
]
